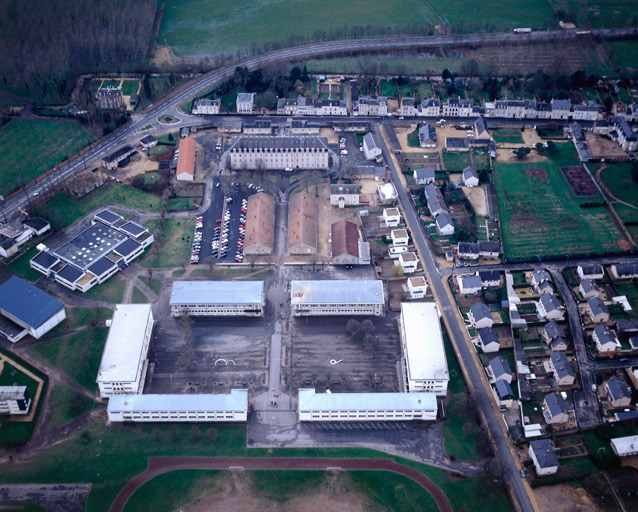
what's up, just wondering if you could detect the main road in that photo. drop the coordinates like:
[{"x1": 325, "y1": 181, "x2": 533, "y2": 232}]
[
  {"x1": 2, "y1": 26, "x2": 637, "y2": 220},
  {"x1": 373, "y1": 124, "x2": 535, "y2": 512}
]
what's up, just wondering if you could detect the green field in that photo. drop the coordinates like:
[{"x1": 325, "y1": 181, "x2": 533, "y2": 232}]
[
  {"x1": 494, "y1": 144, "x2": 627, "y2": 260},
  {"x1": 5, "y1": 248, "x2": 42, "y2": 282},
  {"x1": 407, "y1": 127, "x2": 420, "y2": 147},
  {"x1": 35, "y1": 185, "x2": 162, "y2": 231},
  {"x1": 131, "y1": 286, "x2": 148, "y2": 304},
  {"x1": 159, "y1": 0, "x2": 439, "y2": 58},
  {"x1": 601, "y1": 164, "x2": 638, "y2": 207},
  {"x1": 167, "y1": 197, "x2": 192, "y2": 211},
  {"x1": 138, "y1": 276, "x2": 162, "y2": 295},
  {"x1": 120, "y1": 80, "x2": 139, "y2": 96},
  {"x1": 443, "y1": 151, "x2": 472, "y2": 171},
  {"x1": 80, "y1": 276, "x2": 126, "y2": 304},
  {"x1": 140, "y1": 218, "x2": 194, "y2": 268},
  {"x1": 43, "y1": 381, "x2": 98, "y2": 433},
  {"x1": 609, "y1": 40, "x2": 638, "y2": 69},
  {"x1": 492, "y1": 128, "x2": 524, "y2": 144},
  {"x1": 0, "y1": 119, "x2": 94, "y2": 196},
  {"x1": 0, "y1": 418, "x2": 511, "y2": 512}
]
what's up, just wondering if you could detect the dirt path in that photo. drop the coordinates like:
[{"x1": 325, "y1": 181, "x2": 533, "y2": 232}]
[{"x1": 110, "y1": 457, "x2": 452, "y2": 512}]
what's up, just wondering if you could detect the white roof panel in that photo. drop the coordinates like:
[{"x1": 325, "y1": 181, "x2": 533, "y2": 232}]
[
  {"x1": 298, "y1": 389, "x2": 437, "y2": 412},
  {"x1": 291, "y1": 280, "x2": 384, "y2": 305},
  {"x1": 107, "y1": 390, "x2": 248, "y2": 413},
  {"x1": 401, "y1": 302, "x2": 449, "y2": 382},
  {"x1": 97, "y1": 304, "x2": 152, "y2": 384},
  {"x1": 611, "y1": 435, "x2": 638, "y2": 456},
  {"x1": 170, "y1": 281, "x2": 264, "y2": 306}
]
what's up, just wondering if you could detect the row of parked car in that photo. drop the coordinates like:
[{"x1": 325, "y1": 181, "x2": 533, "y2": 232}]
[
  {"x1": 190, "y1": 216, "x2": 204, "y2": 264},
  {"x1": 234, "y1": 198, "x2": 248, "y2": 262}
]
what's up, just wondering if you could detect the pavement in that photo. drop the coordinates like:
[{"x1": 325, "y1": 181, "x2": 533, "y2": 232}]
[{"x1": 109, "y1": 456, "x2": 453, "y2": 512}]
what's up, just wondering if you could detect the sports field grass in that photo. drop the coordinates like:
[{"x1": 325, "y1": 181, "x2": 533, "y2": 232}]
[
  {"x1": 0, "y1": 119, "x2": 94, "y2": 197},
  {"x1": 494, "y1": 143, "x2": 627, "y2": 260},
  {"x1": 159, "y1": 0, "x2": 439, "y2": 58}
]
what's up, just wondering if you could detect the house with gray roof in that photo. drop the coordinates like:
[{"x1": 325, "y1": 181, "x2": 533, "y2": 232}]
[
  {"x1": 478, "y1": 241, "x2": 501, "y2": 260},
  {"x1": 578, "y1": 264, "x2": 604, "y2": 280},
  {"x1": 457, "y1": 274, "x2": 482, "y2": 295},
  {"x1": 616, "y1": 318, "x2": 638, "y2": 338},
  {"x1": 418, "y1": 124, "x2": 437, "y2": 147},
  {"x1": 605, "y1": 376, "x2": 632, "y2": 408},
  {"x1": 593, "y1": 325, "x2": 620, "y2": 354},
  {"x1": 330, "y1": 183, "x2": 360, "y2": 208},
  {"x1": 611, "y1": 262, "x2": 638, "y2": 280},
  {"x1": 531, "y1": 268, "x2": 550, "y2": 287},
  {"x1": 550, "y1": 336, "x2": 569, "y2": 351},
  {"x1": 435, "y1": 212, "x2": 454, "y2": 236},
  {"x1": 537, "y1": 280, "x2": 554, "y2": 296},
  {"x1": 413, "y1": 168, "x2": 436, "y2": 185},
  {"x1": 236, "y1": 92, "x2": 255, "y2": 114},
  {"x1": 529, "y1": 439, "x2": 559, "y2": 476},
  {"x1": 549, "y1": 352, "x2": 575, "y2": 386},
  {"x1": 474, "y1": 116, "x2": 490, "y2": 138},
  {"x1": 493, "y1": 379, "x2": 514, "y2": 409},
  {"x1": 579, "y1": 279, "x2": 600, "y2": 299},
  {"x1": 612, "y1": 117, "x2": 638, "y2": 152},
  {"x1": 424, "y1": 184, "x2": 448, "y2": 217},
  {"x1": 478, "y1": 327, "x2": 500, "y2": 353},
  {"x1": 479, "y1": 270, "x2": 500, "y2": 287},
  {"x1": 489, "y1": 356, "x2": 512, "y2": 383},
  {"x1": 587, "y1": 296, "x2": 609, "y2": 323},
  {"x1": 458, "y1": 242, "x2": 479, "y2": 260},
  {"x1": 543, "y1": 392, "x2": 568, "y2": 424},
  {"x1": 536, "y1": 294, "x2": 564, "y2": 321},
  {"x1": 542, "y1": 321, "x2": 565, "y2": 343},
  {"x1": 468, "y1": 302, "x2": 493, "y2": 329},
  {"x1": 363, "y1": 132, "x2": 382, "y2": 161},
  {"x1": 462, "y1": 166, "x2": 479, "y2": 187}
]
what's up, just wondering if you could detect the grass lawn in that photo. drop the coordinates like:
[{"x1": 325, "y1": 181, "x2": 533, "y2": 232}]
[
  {"x1": 610, "y1": 40, "x2": 638, "y2": 69},
  {"x1": 157, "y1": 132, "x2": 178, "y2": 146},
  {"x1": 167, "y1": 198, "x2": 192, "y2": 211},
  {"x1": 443, "y1": 151, "x2": 472, "y2": 171},
  {"x1": 614, "y1": 204, "x2": 638, "y2": 225},
  {"x1": 472, "y1": 149, "x2": 491, "y2": 170},
  {"x1": 143, "y1": 171, "x2": 165, "y2": 186},
  {"x1": 28, "y1": 327, "x2": 108, "y2": 393},
  {"x1": 492, "y1": 128, "x2": 524, "y2": 144},
  {"x1": 0, "y1": 421, "x2": 33, "y2": 445},
  {"x1": 5, "y1": 247, "x2": 42, "y2": 282},
  {"x1": 494, "y1": 143, "x2": 628, "y2": 260},
  {"x1": 35, "y1": 185, "x2": 162, "y2": 231},
  {"x1": 0, "y1": 119, "x2": 94, "y2": 196},
  {"x1": 120, "y1": 80, "x2": 139, "y2": 96},
  {"x1": 601, "y1": 164, "x2": 638, "y2": 207},
  {"x1": 379, "y1": 81, "x2": 396, "y2": 98},
  {"x1": 43, "y1": 381, "x2": 99, "y2": 433},
  {"x1": 0, "y1": 418, "x2": 511, "y2": 512},
  {"x1": 100, "y1": 80, "x2": 120, "y2": 89},
  {"x1": 407, "y1": 127, "x2": 420, "y2": 147},
  {"x1": 417, "y1": 81, "x2": 433, "y2": 99},
  {"x1": 138, "y1": 276, "x2": 162, "y2": 295},
  {"x1": 47, "y1": 307, "x2": 112, "y2": 337},
  {"x1": 147, "y1": 145, "x2": 170, "y2": 158},
  {"x1": 131, "y1": 286, "x2": 147, "y2": 304},
  {"x1": 0, "y1": 356, "x2": 41, "y2": 403},
  {"x1": 140, "y1": 218, "x2": 194, "y2": 268},
  {"x1": 159, "y1": 0, "x2": 439, "y2": 58},
  {"x1": 79, "y1": 276, "x2": 126, "y2": 304},
  {"x1": 398, "y1": 83, "x2": 413, "y2": 98}
]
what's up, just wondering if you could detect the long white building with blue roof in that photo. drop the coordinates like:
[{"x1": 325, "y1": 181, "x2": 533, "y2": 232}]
[
  {"x1": 107, "y1": 389, "x2": 248, "y2": 423},
  {"x1": 169, "y1": 281, "x2": 265, "y2": 317},
  {"x1": 290, "y1": 280, "x2": 385, "y2": 316},
  {"x1": 298, "y1": 388, "x2": 437, "y2": 422},
  {"x1": 0, "y1": 276, "x2": 66, "y2": 342}
]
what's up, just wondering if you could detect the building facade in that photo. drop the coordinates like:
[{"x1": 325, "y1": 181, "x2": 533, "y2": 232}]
[
  {"x1": 291, "y1": 280, "x2": 385, "y2": 317},
  {"x1": 228, "y1": 137, "x2": 329, "y2": 170},
  {"x1": 169, "y1": 281, "x2": 264, "y2": 317}
]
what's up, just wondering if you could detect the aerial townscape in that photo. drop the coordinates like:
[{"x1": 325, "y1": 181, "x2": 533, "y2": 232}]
[{"x1": 1, "y1": 1, "x2": 638, "y2": 511}]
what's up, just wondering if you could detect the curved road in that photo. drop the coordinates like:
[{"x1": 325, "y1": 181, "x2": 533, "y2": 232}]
[
  {"x1": 109, "y1": 456, "x2": 452, "y2": 512},
  {"x1": 2, "y1": 26, "x2": 637, "y2": 221}
]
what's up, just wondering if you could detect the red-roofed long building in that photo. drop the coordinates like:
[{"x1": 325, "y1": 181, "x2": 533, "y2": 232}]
[{"x1": 176, "y1": 137, "x2": 196, "y2": 181}]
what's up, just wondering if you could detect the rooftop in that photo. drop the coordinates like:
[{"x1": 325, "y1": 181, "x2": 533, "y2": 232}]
[
  {"x1": 298, "y1": 388, "x2": 437, "y2": 412},
  {"x1": 169, "y1": 281, "x2": 264, "y2": 306},
  {"x1": 291, "y1": 280, "x2": 384, "y2": 305},
  {"x1": 54, "y1": 222, "x2": 127, "y2": 270},
  {"x1": 229, "y1": 136, "x2": 329, "y2": 151},
  {"x1": 400, "y1": 302, "x2": 449, "y2": 382},
  {"x1": 530, "y1": 439, "x2": 559, "y2": 468},
  {"x1": 108, "y1": 389, "x2": 248, "y2": 413},
  {"x1": 0, "y1": 276, "x2": 64, "y2": 330}
]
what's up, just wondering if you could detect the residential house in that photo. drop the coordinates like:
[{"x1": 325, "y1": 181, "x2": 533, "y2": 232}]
[
  {"x1": 536, "y1": 294, "x2": 564, "y2": 321},
  {"x1": 192, "y1": 98, "x2": 220, "y2": 115},
  {"x1": 0, "y1": 386, "x2": 31, "y2": 415},
  {"x1": 424, "y1": 184, "x2": 448, "y2": 217},
  {"x1": 400, "y1": 97, "x2": 416, "y2": 116},
  {"x1": 349, "y1": 164, "x2": 386, "y2": 180},
  {"x1": 363, "y1": 132, "x2": 382, "y2": 161},
  {"x1": 479, "y1": 241, "x2": 501, "y2": 260},
  {"x1": 573, "y1": 101, "x2": 603, "y2": 121},
  {"x1": 445, "y1": 137, "x2": 470, "y2": 152},
  {"x1": 493, "y1": 380, "x2": 514, "y2": 409},
  {"x1": 549, "y1": 352, "x2": 575, "y2": 386},
  {"x1": 550, "y1": 99, "x2": 571, "y2": 120},
  {"x1": 382, "y1": 208, "x2": 401, "y2": 227},
  {"x1": 462, "y1": 166, "x2": 479, "y2": 187},
  {"x1": 407, "y1": 276, "x2": 428, "y2": 299},
  {"x1": 616, "y1": 318, "x2": 638, "y2": 339},
  {"x1": 478, "y1": 327, "x2": 501, "y2": 353},
  {"x1": 377, "y1": 182, "x2": 398, "y2": 204},
  {"x1": 418, "y1": 125, "x2": 437, "y2": 147},
  {"x1": 577, "y1": 264, "x2": 604, "y2": 280},
  {"x1": 236, "y1": 92, "x2": 255, "y2": 114},
  {"x1": 531, "y1": 268, "x2": 551, "y2": 288},
  {"x1": 537, "y1": 280, "x2": 554, "y2": 296},
  {"x1": 479, "y1": 270, "x2": 500, "y2": 288},
  {"x1": 413, "y1": 168, "x2": 436, "y2": 185},
  {"x1": 529, "y1": 439, "x2": 559, "y2": 476},
  {"x1": 542, "y1": 321, "x2": 569, "y2": 351},
  {"x1": 543, "y1": 392, "x2": 569, "y2": 424},
  {"x1": 593, "y1": 325, "x2": 621, "y2": 354},
  {"x1": 458, "y1": 242, "x2": 480, "y2": 261},
  {"x1": 139, "y1": 135, "x2": 157, "y2": 151},
  {"x1": 435, "y1": 212, "x2": 454, "y2": 236},
  {"x1": 243, "y1": 120, "x2": 272, "y2": 135},
  {"x1": 330, "y1": 183, "x2": 360, "y2": 208},
  {"x1": 610, "y1": 262, "x2": 638, "y2": 280},
  {"x1": 612, "y1": 117, "x2": 638, "y2": 152},
  {"x1": 605, "y1": 376, "x2": 632, "y2": 408},
  {"x1": 579, "y1": 279, "x2": 600, "y2": 299},
  {"x1": 98, "y1": 87, "x2": 123, "y2": 110},
  {"x1": 457, "y1": 274, "x2": 482, "y2": 295},
  {"x1": 468, "y1": 302, "x2": 493, "y2": 329},
  {"x1": 489, "y1": 356, "x2": 512, "y2": 384},
  {"x1": 391, "y1": 229, "x2": 409, "y2": 246},
  {"x1": 102, "y1": 145, "x2": 136, "y2": 170},
  {"x1": 398, "y1": 252, "x2": 418, "y2": 274},
  {"x1": 420, "y1": 98, "x2": 441, "y2": 117},
  {"x1": 587, "y1": 297, "x2": 609, "y2": 323},
  {"x1": 474, "y1": 117, "x2": 490, "y2": 138}
]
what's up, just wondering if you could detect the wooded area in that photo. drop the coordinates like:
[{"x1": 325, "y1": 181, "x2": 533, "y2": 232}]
[{"x1": 0, "y1": 0, "x2": 157, "y2": 104}]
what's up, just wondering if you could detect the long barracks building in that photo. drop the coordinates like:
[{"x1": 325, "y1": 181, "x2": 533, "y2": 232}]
[{"x1": 227, "y1": 136, "x2": 330, "y2": 170}]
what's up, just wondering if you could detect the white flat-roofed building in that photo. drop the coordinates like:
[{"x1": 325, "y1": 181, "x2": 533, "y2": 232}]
[
  {"x1": 97, "y1": 304, "x2": 153, "y2": 399},
  {"x1": 399, "y1": 303, "x2": 449, "y2": 396},
  {"x1": 169, "y1": 281, "x2": 264, "y2": 317},
  {"x1": 391, "y1": 229, "x2": 409, "y2": 246},
  {"x1": 611, "y1": 435, "x2": 638, "y2": 457},
  {"x1": 407, "y1": 276, "x2": 428, "y2": 299},
  {"x1": 291, "y1": 280, "x2": 385, "y2": 317},
  {"x1": 298, "y1": 388, "x2": 437, "y2": 422},
  {"x1": 383, "y1": 208, "x2": 401, "y2": 227},
  {"x1": 0, "y1": 386, "x2": 31, "y2": 415},
  {"x1": 107, "y1": 389, "x2": 248, "y2": 423},
  {"x1": 399, "y1": 252, "x2": 418, "y2": 274}
]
